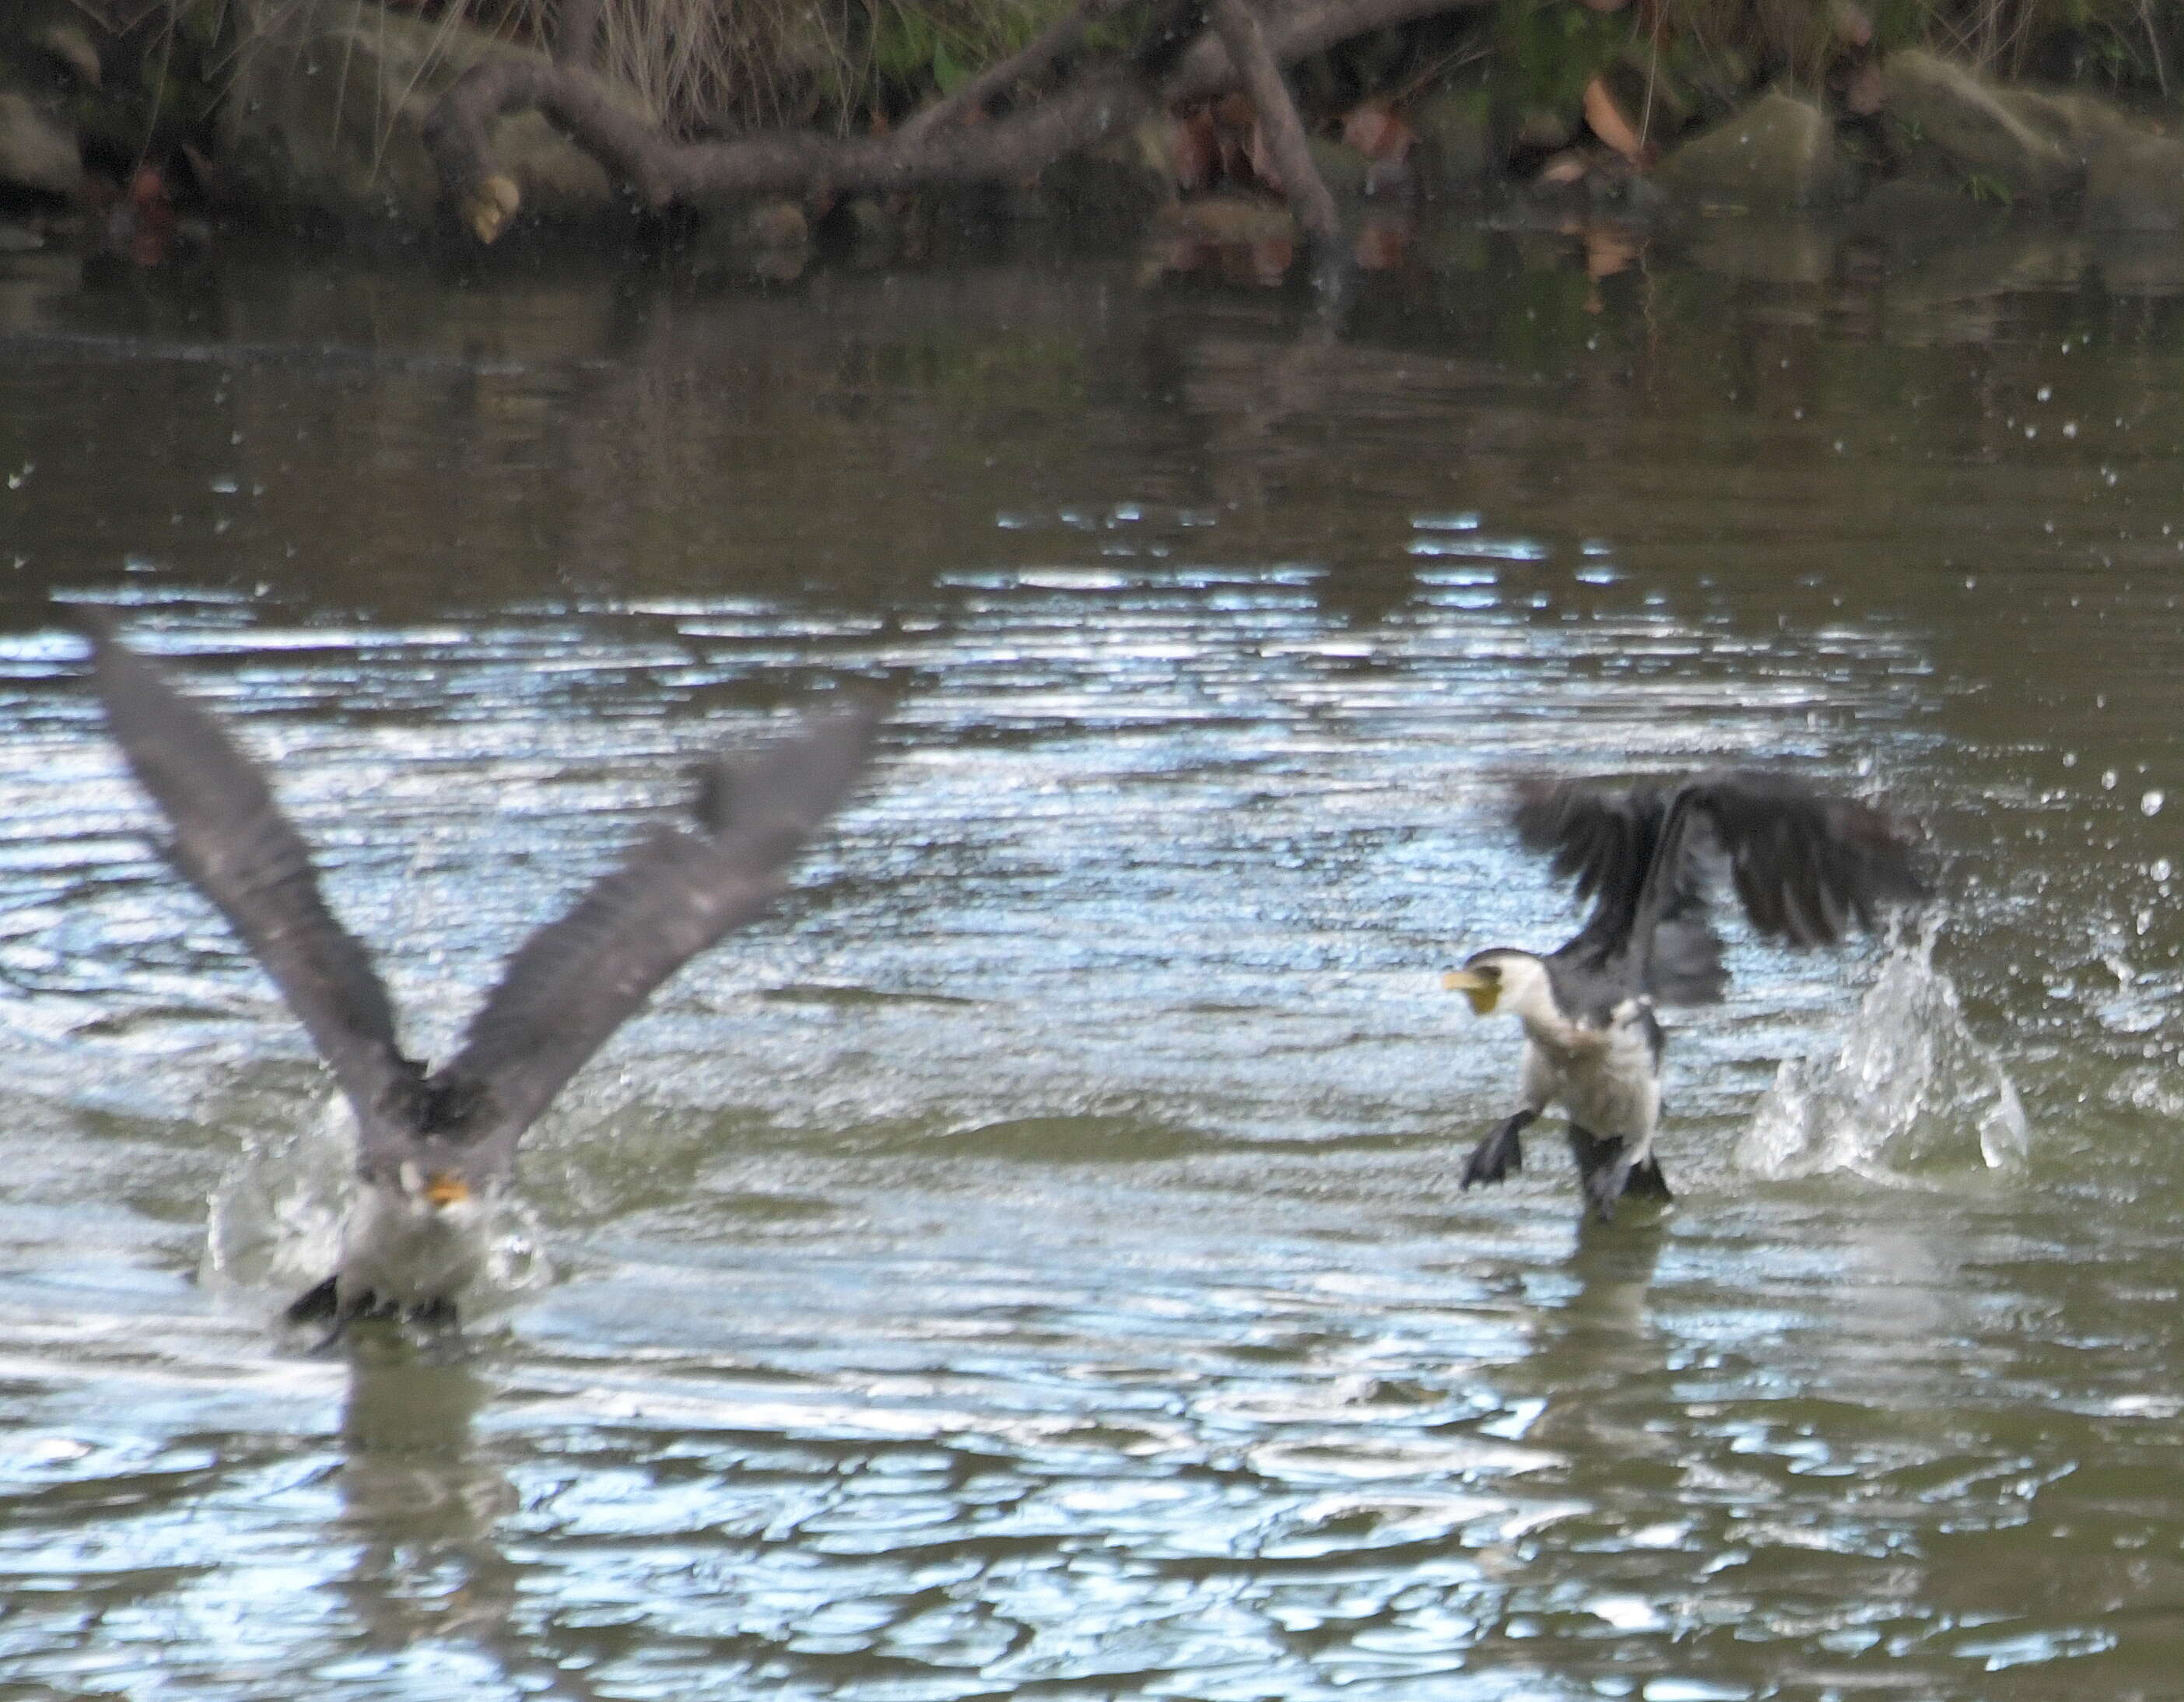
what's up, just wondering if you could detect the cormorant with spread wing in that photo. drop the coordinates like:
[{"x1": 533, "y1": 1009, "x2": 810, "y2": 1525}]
[
  {"x1": 1442, "y1": 770, "x2": 1926, "y2": 1222},
  {"x1": 79, "y1": 613, "x2": 880, "y2": 1332}
]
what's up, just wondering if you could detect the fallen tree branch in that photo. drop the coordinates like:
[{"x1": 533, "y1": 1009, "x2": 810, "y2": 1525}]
[
  {"x1": 422, "y1": 0, "x2": 1487, "y2": 241},
  {"x1": 1204, "y1": 0, "x2": 1342, "y2": 258}
]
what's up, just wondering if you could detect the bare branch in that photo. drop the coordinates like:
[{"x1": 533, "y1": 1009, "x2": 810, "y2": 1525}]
[
  {"x1": 1204, "y1": 0, "x2": 1342, "y2": 255},
  {"x1": 422, "y1": 0, "x2": 1488, "y2": 241}
]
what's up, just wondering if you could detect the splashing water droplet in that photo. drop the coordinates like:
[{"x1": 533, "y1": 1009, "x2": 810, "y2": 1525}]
[
  {"x1": 1740, "y1": 932, "x2": 2028, "y2": 1181},
  {"x1": 202, "y1": 1090, "x2": 552, "y2": 1320}
]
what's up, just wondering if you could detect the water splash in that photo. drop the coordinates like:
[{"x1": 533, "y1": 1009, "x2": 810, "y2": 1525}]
[
  {"x1": 200, "y1": 1091, "x2": 553, "y2": 1319},
  {"x1": 1740, "y1": 931, "x2": 2028, "y2": 1182}
]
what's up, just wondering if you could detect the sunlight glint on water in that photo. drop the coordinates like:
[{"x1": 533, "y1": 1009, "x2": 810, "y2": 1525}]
[{"x1": 1, "y1": 240, "x2": 2182, "y2": 1700}]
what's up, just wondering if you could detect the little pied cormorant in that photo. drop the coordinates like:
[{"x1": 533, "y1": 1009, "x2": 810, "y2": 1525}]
[
  {"x1": 79, "y1": 612, "x2": 879, "y2": 1334},
  {"x1": 1442, "y1": 770, "x2": 1926, "y2": 1223}
]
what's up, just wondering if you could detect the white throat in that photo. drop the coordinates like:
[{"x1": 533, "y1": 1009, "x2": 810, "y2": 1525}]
[{"x1": 1482, "y1": 953, "x2": 1569, "y2": 1039}]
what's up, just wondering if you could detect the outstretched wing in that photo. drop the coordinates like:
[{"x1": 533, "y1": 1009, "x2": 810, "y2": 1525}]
[
  {"x1": 1513, "y1": 769, "x2": 1925, "y2": 1005},
  {"x1": 428, "y1": 697, "x2": 882, "y2": 1159},
  {"x1": 78, "y1": 612, "x2": 420, "y2": 1126},
  {"x1": 1678, "y1": 770, "x2": 1926, "y2": 946}
]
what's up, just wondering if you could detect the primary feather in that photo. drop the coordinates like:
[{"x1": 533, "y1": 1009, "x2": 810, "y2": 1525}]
[{"x1": 1513, "y1": 769, "x2": 1926, "y2": 1003}]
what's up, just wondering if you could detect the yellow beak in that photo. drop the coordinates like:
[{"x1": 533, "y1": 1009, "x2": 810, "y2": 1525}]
[
  {"x1": 1441, "y1": 969, "x2": 1501, "y2": 1016},
  {"x1": 424, "y1": 1173, "x2": 472, "y2": 1208}
]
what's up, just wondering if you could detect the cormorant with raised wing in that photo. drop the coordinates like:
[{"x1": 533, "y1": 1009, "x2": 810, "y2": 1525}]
[
  {"x1": 79, "y1": 613, "x2": 879, "y2": 1332},
  {"x1": 1442, "y1": 771, "x2": 1926, "y2": 1222}
]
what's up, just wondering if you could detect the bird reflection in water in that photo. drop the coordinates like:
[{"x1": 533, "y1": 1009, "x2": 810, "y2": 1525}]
[
  {"x1": 329, "y1": 1339, "x2": 602, "y2": 1698},
  {"x1": 1460, "y1": 1219, "x2": 1677, "y2": 1673}
]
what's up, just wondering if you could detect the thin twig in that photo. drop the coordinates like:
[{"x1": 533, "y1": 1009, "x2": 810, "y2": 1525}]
[{"x1": 898, "y1": 0, "x2": 1130, "y2": 141}]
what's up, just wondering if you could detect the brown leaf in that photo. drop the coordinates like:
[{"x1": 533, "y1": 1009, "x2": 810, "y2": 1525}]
[
  {"x1": 1536, "y1": 150, "x2": 1590, "y2": 187},
  {"x1": 1247, "y1": 233, "x2": 1295, "y2": 286},
  {"x1": 1354, "y1": 216, "x2": 1411, "y2": 270},
  {"x1": 1844, "y1": 60, "x2": 1884, "y2": 116},
  {"x1": 465, "y1": 174, "x2": 522, "y2": 244},
  {"x1": 1583, "y1": 224, "x2": 1640, "y2": 280},
  {"x1": 110, "y1": 166, "x2": 176, "y2": 266},
  {"x1": 1172, "y1": 107, "x2": 1218, "y2": 191},
  {"x1": 1582, "y1": 75, "x2": 1647, "y2": 164},
  {"x1": 1343, "y1": 100, "x2": 1416, "y2": 163},
  {"x1": 1247, "y1": 120, "x2": 1283, "y2": 195}
]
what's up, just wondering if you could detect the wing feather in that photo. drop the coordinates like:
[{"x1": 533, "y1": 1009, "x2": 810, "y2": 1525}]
[
  {"x1": 1515, "y1": 777, "x2": 1728, "y2": 1002},
  {"x1": 1686, "y1": 770, "x2": 1925, "y2": 949},
  {"x1": 79, "y1": 612, "x2": 419, "y2": 1129},
  {"x1": 429, "y1": 698, "x2": 880, "y2": 1156},
  {"x1": 1511, "y1": 768, "x2": 1925, "y2": 1006}
]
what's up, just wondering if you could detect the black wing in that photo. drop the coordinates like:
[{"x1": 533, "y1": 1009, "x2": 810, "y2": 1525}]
[
  {"x1": 1681, "y1": 770, "x2": 1926, "y2": 944},
  {"x1": 79, "y1": 612, "x2": 420, "y2": 1126},
  {"x1": 426, "y1": 698, "x2": 881, "y2": 1159},
  {"x1": 1514, "y1": 775, "x2": 1727, "y2": 999},
  {"x1": 1514, "y1": 769, "x2": 1925, "y2": 1004}
]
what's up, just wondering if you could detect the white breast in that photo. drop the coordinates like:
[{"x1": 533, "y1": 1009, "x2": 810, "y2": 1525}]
[
  {"x1": 1517, "y1": 999, "x2": 1661, "y2": 1146},
  {"x1": 337, "y1": 1183, "x2": 490, "y2": 1311}
]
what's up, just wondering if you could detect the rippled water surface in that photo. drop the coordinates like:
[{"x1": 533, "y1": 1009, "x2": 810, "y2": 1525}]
[{"x1": 3, "y1": 218, "x2": 2184, "y2": 1700}]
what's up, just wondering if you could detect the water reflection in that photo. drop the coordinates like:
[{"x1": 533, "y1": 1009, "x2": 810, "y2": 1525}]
[
  {"x1": 331, "y1": 1343, "x2": 529, "y2": 1679},
  {"x1": 0, "y1": 223, "x2": 2182, "y2": 1697}
]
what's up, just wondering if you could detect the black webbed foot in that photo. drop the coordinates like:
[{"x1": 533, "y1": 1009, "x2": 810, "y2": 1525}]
[
  {"x1": 285, "y1": 1275, "x2": 341, "y2": 1325},
  {"x1": 1623, "y1": 1155, "x2": 1672, "y2": 1201},
  {"x1": 1567, "y1": 1128, "x2": 1670, "y2": 1223},
  {"x1": 1461, "y1": 1109, "x2": 1538, "y2": 1190},
  {"x1": 286, "y1": 1278, "x2": 460, "y2": 1350},
  {"x1": 403, "y1": 1295, "x2": 461, "y2": 1331},
  {"x1": 286, "y1": 1276, "x2": 373, "y2": 1351},
  {"x1": 1567, "y1": 1127, "x2": 1628, "y2": 1223},
  {"x1": 1580, "y1": 1153, "x2": 1635, "y2": 1223}
]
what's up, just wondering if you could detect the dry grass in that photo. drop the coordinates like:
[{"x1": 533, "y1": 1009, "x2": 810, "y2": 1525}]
[
  {"x1": 1614, "y1": 0, "x2": 2176, "y2": 114},
  {"x1": 1927, "y1": 0, "x2": 2175, "y2": 86},
  {"x1": 577, "y1": 0, "x2": 847, "y2": 132},
  {"x1": 149, "y1": 0, "x2": 2182, "y2": 160},
  {"x1": 496, "y1": 0, "x2": 1077, "y2": 135}
]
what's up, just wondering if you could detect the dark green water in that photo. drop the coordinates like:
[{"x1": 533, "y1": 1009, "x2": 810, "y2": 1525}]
[{"x1": 0, "y1": 210, "x2": 2182, "y2": 1700}]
